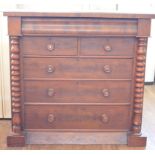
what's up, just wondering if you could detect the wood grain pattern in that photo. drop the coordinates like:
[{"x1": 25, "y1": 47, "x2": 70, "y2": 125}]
[
  {"x1": 26, "y1": 131, "x2": 127, "y2": 145},
  {"x1": 23, "y1": 58, "x2": 133, "y2": 79},
  {"x1": 21, "y1": 37, "x2": 77, "y2": 55},
  {"x1": 80, "y1": 37, "x2": 135, "y2": 56},
  {"x1": 24, "y1": 80, "x2": 131, "y2": 103},
  {"x1": 4, "y1": 12, "x2": 154, "y2": 147},
  {"x1": 22, "y1": 18, "x2": 137, "y2": 36},
  {"x1": 7, "y1": 134, "x2": 25, "y2": 147},
  {"x1": 10, "y1": 36, "x2": 22, "y2": 133},
  {"x1": 132, "y1": 37, "x2": 147, "y2": 135},
  {"x1": 24, "y1": 105, "x2": 131, "y2": 130},
  {"x1": 137, "y1": 19, "x2": 151, "y2": 36},
  {"x1": 8, "y1": 17, "x2": 21, "y2": 35},
  {"x1": 1, "y1": 85, "x2": 155, "y2": 149}
]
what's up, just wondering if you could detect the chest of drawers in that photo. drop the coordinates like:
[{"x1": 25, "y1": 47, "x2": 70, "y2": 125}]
[{"x1": 4, "y1": 12, "x2": 155, "y2": 147}]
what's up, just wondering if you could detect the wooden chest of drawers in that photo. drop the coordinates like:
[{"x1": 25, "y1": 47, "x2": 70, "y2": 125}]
[{"x1": 4, "y1": 12, "x2": 155, "y2": 147}]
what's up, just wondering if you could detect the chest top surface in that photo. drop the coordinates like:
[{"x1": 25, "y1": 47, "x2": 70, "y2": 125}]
[{"x1": 4, "y1": 12, "x2": 155, "y2": 18}]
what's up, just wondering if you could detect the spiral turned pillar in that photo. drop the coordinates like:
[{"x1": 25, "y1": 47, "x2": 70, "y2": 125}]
[
  {"x1": 132, "y1": 37, "x2": 147, "y2": 135},
  {"x1": 10, "y1": 36, "x2": 22, "y2": 134}
]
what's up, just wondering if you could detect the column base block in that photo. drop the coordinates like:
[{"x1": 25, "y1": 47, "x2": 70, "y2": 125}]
[
  {"x1": 7, "y1": 134, "x2": 25, "y2": 147},
  {"x1": 127, "y1": 134, "x2": 147, "y2": 147}
]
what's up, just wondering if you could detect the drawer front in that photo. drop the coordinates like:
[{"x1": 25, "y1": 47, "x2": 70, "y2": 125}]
[
  {"x1": 80, "y1": 37, "x2": 135, "y2": 56},
  {"x1": 24, "y1": 58, "x2": 133, "y2": 79},
  {"x1": 24, "y1": 105, "x2": 130, "y2": 130},
  {"x1": 21, "y1": 37, "x2": 77, "y2": 56},
  {"x1": 24, "y1": 81, "x2": 131, "y2": 103},
  {"x1": 22, "y1": 18, "x2": 137, "y2": 36}
]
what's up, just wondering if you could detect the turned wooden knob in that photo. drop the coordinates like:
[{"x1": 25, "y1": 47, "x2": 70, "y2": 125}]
[
  {"x1": 103, "y1": 65, "x2": 111, "y2": 73},
  {"x1": 47, "y1": 65, "x2": 55, "y2": 73},
  {"x1": 47, "y1": 88, "x2": 55, "y2": 97},
  {"x1": 101, "y1": 114, "x2": 109, "y2": 123},
  {"x1": 48, "y1": 114, "x2": 54, "y2": 123},
  {"x1": 47, "y1": 43, "x2": 55, "y2": 51},
  {"x1": 104, "y1": 45, "x2": 112, "y2": 52},
  {"x1": 101, "y1": 89, "x2": 110, "y2": 97}
]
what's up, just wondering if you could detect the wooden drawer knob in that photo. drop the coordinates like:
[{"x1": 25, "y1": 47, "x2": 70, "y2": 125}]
[
  {"x1": 47, "y1": 65, "x2": 55, "y2": 73},
  {"x1": 47, "y1": 88, "x2": 55, "y2": 97},
  {"x1": 104, "y1": 45, "x2": 112, "y2": 52},
  {"x1": 47, "y1": 43, "x2": 55, "y2": 51},
  {"x1": 101, "y1": 89, "x2": 110, "y2": 97},
  {"x1": 48, "y1": 114, "x2": 54, "y2": 123},
  {"x1": 103, "y1": 65, "x2": 111, "y2": 73},
  {"x1": 101, "y1": 114, "x2": 109, "y2": 123}
]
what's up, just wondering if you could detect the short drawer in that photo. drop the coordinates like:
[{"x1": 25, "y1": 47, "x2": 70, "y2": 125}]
[
  {"x1": 80, "y1": 37, "x2": 135, "y2": 56},
  {"x1": 24, "y1": 58, "x2": 133, "y2": 79},
  {"x1": 21, "y1": 37, "x2": 77, "y2": 56},
  {"x1": 24, "y1": 105, "x2": 131, "y2": 130},
  {"x1": 24, "y1": 80, "x2": 131, "y2": 103}
]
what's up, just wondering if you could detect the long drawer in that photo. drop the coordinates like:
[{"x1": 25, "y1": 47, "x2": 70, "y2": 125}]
[
  {"x1": 22, "y1": 17, "x2": 137, "y2": 36},
  {"x1": 24, "y1": 80, "x2": 131, "y2": 103},
  {"x1": 24, "y1": 105, "x2": 131, "y2": 130},
  {"x1": 23, "y1": 58, "x2": 133, "y2": 79}
]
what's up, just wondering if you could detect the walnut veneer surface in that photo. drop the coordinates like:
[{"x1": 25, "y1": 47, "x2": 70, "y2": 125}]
[
  {"x1": 4, "y1": 12, "x2": 155, "y2": 147},
  {"x1": 1, "y1": 85, "x2": 155, "y2": 150}
]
